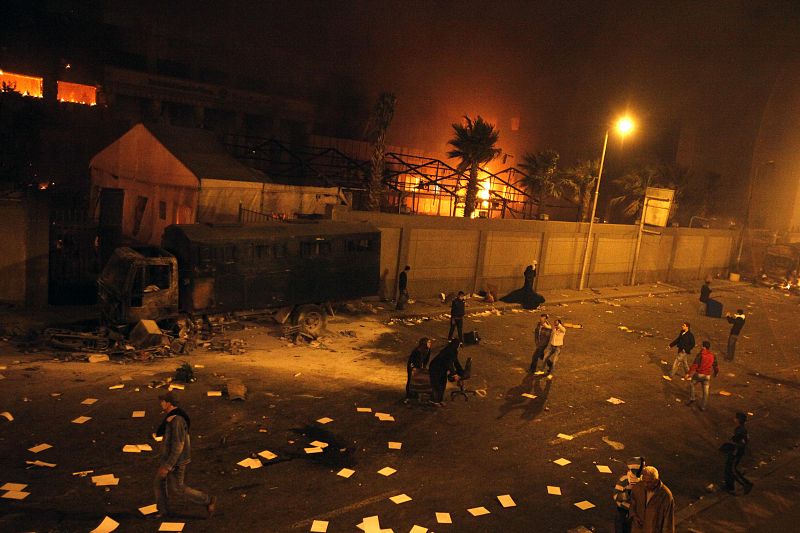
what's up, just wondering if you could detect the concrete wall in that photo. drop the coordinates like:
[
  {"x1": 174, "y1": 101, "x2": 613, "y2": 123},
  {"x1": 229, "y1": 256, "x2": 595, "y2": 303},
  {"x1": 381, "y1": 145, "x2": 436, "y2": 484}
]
[
  {"x1": 0, "y1": 197, "x2": 49, "y2": 307},
  {"x1": 331, "y1": 209, "x2": 736, "y2": 298}
]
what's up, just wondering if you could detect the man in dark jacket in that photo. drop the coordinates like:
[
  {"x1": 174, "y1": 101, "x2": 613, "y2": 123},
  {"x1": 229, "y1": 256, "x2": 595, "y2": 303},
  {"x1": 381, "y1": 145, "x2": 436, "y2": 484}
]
[
  {"x1": 668, "y1": 322, "x2": 695, "y2": 377},
  {"x1": 396, "y1": 265, "x2": 411, "y2": 310},
  {"x1": 629, "y1": 466, "x2": 674, "y2": 533},
  {"x1": 723, "y1": 411, "x2": 753, "y2": 494},
  {"x1": 529, "y1": 313, "x2": 552, "y2": 372},
  {"x1": 428, "y1": 339, "x2": 464, "y2": 405},
  {"x1": 154, "y1": 392, "x2": 216, "y2": 518},
  {"x1": 447, "y1": 291, "x2": 466, "y2": 342},
  {"x1": 724, "y1": 310, "x2": 746, "y2": 361}
]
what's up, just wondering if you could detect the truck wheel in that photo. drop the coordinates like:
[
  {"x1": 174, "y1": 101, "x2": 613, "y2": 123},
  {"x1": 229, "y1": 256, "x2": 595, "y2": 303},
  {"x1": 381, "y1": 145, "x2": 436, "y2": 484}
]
[{"x1": 293, "y1": 304, "x2": 327, "y2": 338}]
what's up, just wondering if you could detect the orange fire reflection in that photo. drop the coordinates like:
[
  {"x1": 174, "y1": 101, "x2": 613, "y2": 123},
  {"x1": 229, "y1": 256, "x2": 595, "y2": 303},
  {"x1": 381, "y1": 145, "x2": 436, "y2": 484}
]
[{"x1": 0, "y1": 70, "x2": 43, "y2": 97}]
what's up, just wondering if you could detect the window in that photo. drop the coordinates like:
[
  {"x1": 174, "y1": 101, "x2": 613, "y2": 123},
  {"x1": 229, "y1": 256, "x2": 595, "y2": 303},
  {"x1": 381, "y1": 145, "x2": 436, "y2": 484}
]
[
  {"x1": 159, "y1": 201, "x2": 167, "y2": 220},
  {"x1": 213, "y1": 245, "x2": 236, "y2": 263},
  {"x1": 56, "y1": 81, "x2": 97, "y2": 105},
  {"x1": 301, "y1": 240, "x2": 331, "y2": 257},
  {"x1": 144, "y1": 265, "x2": 170, "y2": 291},
  {"x1": 253, "y1": 244, "x2": 272, "y2": 260},
  {"x1": 346, "y1": 239, "x2": 372, "y2": 252}
]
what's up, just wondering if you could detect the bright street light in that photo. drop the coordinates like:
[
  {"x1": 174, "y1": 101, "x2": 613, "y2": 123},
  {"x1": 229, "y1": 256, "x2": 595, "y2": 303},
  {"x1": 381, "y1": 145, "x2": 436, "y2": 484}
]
[{"x1": 578, "y1": 116, "x2": 636, "y2": 291}]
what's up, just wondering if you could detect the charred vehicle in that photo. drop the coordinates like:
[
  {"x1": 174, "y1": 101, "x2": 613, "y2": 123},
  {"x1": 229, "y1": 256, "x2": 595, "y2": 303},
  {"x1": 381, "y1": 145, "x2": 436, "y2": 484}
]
[
  {"x1": 98, "y1": 221, "x2": 381, "y2": 335},
  {"x1": 759, "y1": 243, "x2": 800, "y2": 291}
]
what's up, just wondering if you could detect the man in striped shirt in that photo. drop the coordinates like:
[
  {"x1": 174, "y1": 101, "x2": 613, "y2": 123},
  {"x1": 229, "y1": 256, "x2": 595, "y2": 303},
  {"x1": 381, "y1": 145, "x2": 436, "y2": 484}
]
[{"x1": 613, "y1": 457, "x2": 646, "y2": 533}]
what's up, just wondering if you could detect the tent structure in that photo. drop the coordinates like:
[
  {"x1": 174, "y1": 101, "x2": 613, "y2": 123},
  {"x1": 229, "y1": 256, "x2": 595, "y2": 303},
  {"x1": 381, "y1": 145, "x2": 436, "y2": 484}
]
[{"x1": 90, "y1": 123, "x2": 348, "y2": 245}]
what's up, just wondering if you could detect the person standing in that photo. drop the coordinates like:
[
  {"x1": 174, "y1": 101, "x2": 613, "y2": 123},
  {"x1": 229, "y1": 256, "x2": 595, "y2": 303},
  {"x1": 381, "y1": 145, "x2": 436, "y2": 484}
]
[
  {"x1": 528, "y1": 313, "x2": 552, "y2": 372},
  {"x1": 396, "y1": 265, "x2": 411, "y2": 310},
  {"x1": 685, "y1": 340, "x2": 719, "y2": 411},
  {"x1": 428, "y1": 339, "x2": 464, "y2": 406},
  {"x1": 154, "y1": 392, "x2": 216, "y2": 518},
  {"x1": 542, "y1": 318, "x2": 566, "y2": 380},
  {"x1": 405, "y1": 337, "x2": 432, "y2": 401},
  {"x1": 725, "y1": 309, "x2": 746, "y2": 361},
  {"x1": 447, "y1": 291, "x2": 466, "y2": 342},
  {"x1": 723, "y1": 411, "x2": 753, "y2": 495},
  {"x1": 629, "y1": 466, "x2": 674, "y2": 533},
  {"x1": 668, "y1": 322, "x2": 695, "y2": 377},
  {"x1": 613, "y1": 457, "x2": 646, "y2": 533}
]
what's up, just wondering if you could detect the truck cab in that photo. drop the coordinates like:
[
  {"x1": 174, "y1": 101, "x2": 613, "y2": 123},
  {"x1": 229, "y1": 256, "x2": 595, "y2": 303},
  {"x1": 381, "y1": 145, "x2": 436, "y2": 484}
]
[{"x1": 98, "y1": 247, "x2": 179, "y2": 325}]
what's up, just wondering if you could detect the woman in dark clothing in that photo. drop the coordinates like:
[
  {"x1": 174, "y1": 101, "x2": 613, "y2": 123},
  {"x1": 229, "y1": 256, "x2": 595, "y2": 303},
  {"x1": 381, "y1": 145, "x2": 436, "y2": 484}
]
[
  {"x1": 428, "y1": 339, "x2": 464, "y2": 406},
  {"x1": 405, "y1": 337, "x2": 432, "y2": 400},
  {"x1": 501, "y1": 262, "x2": 546, "y2": 310}
]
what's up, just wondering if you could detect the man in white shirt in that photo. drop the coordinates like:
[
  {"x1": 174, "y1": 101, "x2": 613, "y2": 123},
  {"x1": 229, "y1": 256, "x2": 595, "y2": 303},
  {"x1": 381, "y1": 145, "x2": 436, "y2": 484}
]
[{"x1": 542, "y1": 318, "x2": 566, "y2": 380}]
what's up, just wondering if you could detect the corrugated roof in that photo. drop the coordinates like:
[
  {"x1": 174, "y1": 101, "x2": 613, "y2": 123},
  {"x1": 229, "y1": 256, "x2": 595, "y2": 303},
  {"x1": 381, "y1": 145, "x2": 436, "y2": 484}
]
[{"x1": 143, "y1": 123, "x2": 269, "y2": 183}]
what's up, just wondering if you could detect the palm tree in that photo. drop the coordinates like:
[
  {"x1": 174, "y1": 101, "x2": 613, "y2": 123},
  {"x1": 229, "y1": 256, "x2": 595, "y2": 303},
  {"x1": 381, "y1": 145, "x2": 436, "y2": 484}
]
[
  {"x1": 447, "y1": 116, "x2": 502, "y2": 218},
  {"x1": 520, "y1": 149, "x2": 561, "y2": 218},
  {"x1": 562, "y1": 159, "x2": 600, "y2": 222},
  {"x1": 655, "y1": 163, "x2": 693, "y2": 223},
  {"x1": 609, "y1": 165, "x2": 661, "y2": 222},
  {"x1": 365, "y1": 92, "x2": 397, "y2": 211}
]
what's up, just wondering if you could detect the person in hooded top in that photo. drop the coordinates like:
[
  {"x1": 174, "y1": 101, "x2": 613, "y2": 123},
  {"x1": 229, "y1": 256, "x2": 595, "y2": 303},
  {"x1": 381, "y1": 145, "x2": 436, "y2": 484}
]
[
  {"x1": 405, "y1": 337, "x2": 432, "y2": 400},
  {"x1": 428, "y1": 338, "x2": 464, "y2": 406}
]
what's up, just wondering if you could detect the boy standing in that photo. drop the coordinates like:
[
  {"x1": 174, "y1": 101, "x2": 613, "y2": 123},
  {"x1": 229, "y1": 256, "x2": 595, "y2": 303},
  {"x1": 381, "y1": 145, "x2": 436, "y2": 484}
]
[{"x1": 685, "y1": 341, "x2": 719, "y2": 411}]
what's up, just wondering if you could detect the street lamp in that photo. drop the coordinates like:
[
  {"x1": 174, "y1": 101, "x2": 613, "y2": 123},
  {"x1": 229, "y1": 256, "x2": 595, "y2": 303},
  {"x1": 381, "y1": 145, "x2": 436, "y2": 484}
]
[
  {"x1": 734, "y1": 160, "x2": 774, "y2": 272},
  {"x1": 578, "y1": 116, "x2": 635, "y2": 291}
]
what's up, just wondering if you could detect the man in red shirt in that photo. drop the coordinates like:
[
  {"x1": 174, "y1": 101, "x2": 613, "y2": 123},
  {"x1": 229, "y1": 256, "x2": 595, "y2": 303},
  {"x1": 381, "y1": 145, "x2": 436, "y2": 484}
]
[{"x1": 684, "y1": 340, "x2": 719, "y2": 411}]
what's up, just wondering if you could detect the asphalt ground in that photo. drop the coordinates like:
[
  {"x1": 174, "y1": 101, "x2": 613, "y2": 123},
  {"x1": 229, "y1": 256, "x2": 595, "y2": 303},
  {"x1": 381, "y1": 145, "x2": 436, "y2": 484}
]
[{"x1": 1, "y1": 282, "x2": 799, "y2": 532}]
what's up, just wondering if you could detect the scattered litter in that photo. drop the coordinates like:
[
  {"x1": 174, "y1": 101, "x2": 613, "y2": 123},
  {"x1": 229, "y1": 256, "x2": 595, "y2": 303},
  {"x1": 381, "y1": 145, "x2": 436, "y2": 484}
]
[
  {"x1": 388, "y1": 442, "x2": 402, "y2": 450},
  {"x1": 158, "y1": 523, "x2": 185, "y2": 532},
  {"x1": 168, "y1": 383, "x2": 185, "y2": 391},
  {"x1": 72, "y1": 470, "x2": 93, "y2": 477},
  {"x1": 131, "y1": 410, "x2": 146, "y2": 418},
  {"x1": 595, "y1": 465, "x2": 612, "y2": 474},
  {"x1": 294, "y1": 372, "x2": 302, "y2": 378},
  {"x1": 337, "y1": 468, "x2": 355, "y2": 478},
  {"x1": 718, "y1": 390, "x2": 732, "y2": 396},
  {"x1": 304, "y1": 447, "x2": 324, "y2": 454},
  {"x1": 89, "y1": 516, "x2": 119, "y2": 533},
  {"x1": 662, "y1": 375, "x2": 672, "y2": 381},
  {"x1": 26, "y1": 460, "x2": 56, "y2": 468},
  {"x1": 409, "y1": 526, "x2": 427, "y2": 533},
  {"x1": 375, "y1": 413, "x2": 395, "y2": 422},
  {"x1": 206, "y1": 391, "x2": 222, "y2": 397},
  {"x1": 316, "y1": 417, "x2": 334, "y2": 425},
  {"x1": 81, "y1": 398, "x2": 98, "y2": 405},
  {"x1": 88, "y1": 354, "x2": 110, "y2": 364},
  {"x1": 28, "y1": 443, "x2": 52, "y2": 453},
  {"x1": 660, "y1": 360, "x2": 668, "y2": 365},
  {"x1": 436, "y1": 512, "x2": 453, "y2": 524},
  {"x1": 225, "y1": 379, "x2": 246, "y2": 400},
  {"x1": 258, "y1": 450, "x2": 277, "y2": 461},
  {"x1": 563, "y1": 322, "x2": 583, "y2": 328},
  {"x1": 356, "y1": 407, "x2": 372, "y2": 413},
  {"x1": 108, "y1": 384, "x2": 124, "y2": 390},
  {"x1": 547, "y1": 486, "x2": 562, "y2": 495},
  {"x1": 139, "y1": 504, "x2": 158, "y2": 515},
  {"x1": 574, "y1": 500, "x2": 596, "y2": 510},
  {"x1": 601, "y1": 436, "x2": 625, "y2": 450},
  {"x1": 534, "y1": 371, "x2": 546, "y2": 375},
  {"x1": 194, "y1": 364, "x2": 205, "y2": 369},
  {"x1": 310, "y1": 520, "x2": 329, "y2": 532},
  {"x1": 237, "y1": 457, "x2": 263, "y2": 469},
  {"x1": 521, "y1": 393, "x2": 537, "y2": 399},
  {"x1": 1, "y1": 483, "x2": 27, "y2": 491},
  {"x1": 390, "y1": 493, "x2": 412, "y2": 504},
  {"x1": 2, "y1": 490, "x2": 30, "y2": 500},
  {"x1": 0, "y1": 411, "x2": 12, "y2": 422},
  {"x1": 553, "y1": 458, "x2": 572, "y2": 466},
  {"x1": 497, "y1": 494, "x2": 516, "y2": 507},
  {"x1": 606, "y1": 397, "x2": 625, "y2": 405},
  {"x1": 467, "y1": 506, "x2": 491, "y2": 516},
  {"x1": 377, "y1": 466, "x2": 397, "y2": 476},
  {"x1": 557, "y1": 433, "x2": 573, "y2": 441},
  {"x1": 72, "y1": 416, "x2": 92, "y2": 424},
  {"x1": 91, "y1": 474, "x2": 119, "y2": 486},
  {"x1": 309, "y1": 441, "x2": 328, "y2": 449},
  {"x1": 122, "y1": 444, "x2": 143, "y2": 453}
]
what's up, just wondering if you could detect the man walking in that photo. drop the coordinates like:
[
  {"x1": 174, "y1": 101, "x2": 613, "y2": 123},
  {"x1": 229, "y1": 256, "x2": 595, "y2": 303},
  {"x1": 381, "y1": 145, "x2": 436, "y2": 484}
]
[
  {"x1": 685, "y1": 340, "x2": 719, "y2": 411},
  {"x1": 668, "y1": 322, "x2": 695, "y2": 377},
  {"x1": 542, "y1": 318, "x2": 566, "y2": 380},
  {"x1": 154, "y1": 392, "x2": 216, "y2": 518},
  {"x1": 396, "y1": 265, "x2": 411, "y2": 310},
  {"x1": 613, "y1": 457, "x2": 646, "y2": 533},
  {"x1": 723, "y1": 411, "x2": 753, "y2": 495},
  {"x1": 725, "y1": 309, "x2": 746, "y2": 361},
  {"x1": 528, "y1": 313, "x2": 552, "y2": 372},
  {"x1": 447, "y1": 291, "x2": 466, "y2": 342},
  {"x1": 629, "y1": 466, "x2": 674, "y2": 533}
]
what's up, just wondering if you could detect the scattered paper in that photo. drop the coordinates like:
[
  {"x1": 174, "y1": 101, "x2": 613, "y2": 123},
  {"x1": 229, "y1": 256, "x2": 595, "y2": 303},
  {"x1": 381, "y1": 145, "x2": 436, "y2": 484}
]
[
  {"x1": 356, "y1": 407, "x2": 372, "y2": 412},
  {"x1": 206, "y1": 391, "x2": 222, "y2": 397},
  {"x1": 719, "y1": 390, "x2": 732, "y2": 396},
  {"x1": 357, "y1": 516, "x2": 381, "y2": 532},
  {"x1": 72, "y1": 416, "x2": 92, "y2": 424},
  {"x1": 139, "y1": 503, "x2": 158, "y2": 515},
  {"x1": 237, "y1": 457, "x2": 263, "y2": 469},
  {"x1": 606, "y1": 397, "x2": 625, "y2": 405},
  {"x1": 1, "y1": 490, "x2": 30, "y2": 500},
  {"x1": 258, "y1": 450, "x2": 277, "y2": 460},
  {"x1": 28, "y1": 443, "x2": 53, "y2": 453},
  {"x1": 337, "y1": 468, "x2": 355, "y2": 478},
  {"x1": 556, "y1": 433, "x2": 573, "y2": 440},
  {"x1": 316, "y1": 417, "x2": 334, "y2": 424},
  {"x1": 81, "y1": 398, "x2": 98, "y2": 405},
  {"x1": 168, "y1": 383, "x2": 185, "y2": 391},
  {"x1": 158, "y1": 523, "x2": 185, "y2": 532},
  {"x1": 497, "y1": 494, "x2": 516, "y2": 507},
  {"x1": 91, "y1": 474, "x2": 119, "y2": 486},
  {"x1": 534, "y1": 371, "x2": 546, "y2": 375},
  {"x1": 1, "y1": 483, "x2": 27, "y2": 491},
  {"x1": 90, "y1": 516, "x2": 119, "y2": 533},
  {"x1": 388, "y1": 441, "x2": 402, "y2": 450},
  {"x1": 131, "y1": 411, "x2": 146, "y2": 418},
  {"x1": 72, "y1": 470, "x2": 94, "y2": 477},
  {"x1": 547, "y1": 485, "x2": 562, "y2": 495},
  {"x1": 553, "y1": 458, "x2": 572, "y2": 466},
  {"x1": 377, "y1": 466, "x2": 397, "y2": 476},
  {"x1": 390, "y1": 493, "x2": 412, "y2": 504},
  {"x1": 574, "y1": 500, "x2": 596, "y2": 510},
  {"x1": 304, "y1": 447, "x2": 324, "y2": 454},
  {"x1": 521, "y1": 393, "x2": 537, "y2": 399},
  {"x1": 468, "y1": 506, "x2": 491, "y2": 516},
  {"x1": 309, "y1": 440, "x2": 329, "y2": 449},
  {"x1": 375, "y1": 412, "x2": 395, "y2": 422},
  {"x1": 0, "y1": 411, "x2": 13, "y2": 422},
  {"x1": 310, "y1": 520, "x2": 329, "y2": 532},
  {"x1": 123, "y1": 444, "x2": 142, "y2": 453},
  {"x1": 595, "y1": 465, "x2": 612, "y2": 474},
  {"x1": 662, "y1": 375, "x2": 672, "y2": 381},
  {"x1": 602, "y1": 436, "x2": 625, "y2": 450},
  {"x1": 26, "y1": 460, "x2": 56, "y2": 468},
  {"x1": 409, "y1": 526, "x2": 428, "y2": 533},
  {"x1": 436, "y1": 512, "x2": 453, "y2": 524},
  {"x1": 108, "y1": 384, "x2": 124, "y2": 390}
]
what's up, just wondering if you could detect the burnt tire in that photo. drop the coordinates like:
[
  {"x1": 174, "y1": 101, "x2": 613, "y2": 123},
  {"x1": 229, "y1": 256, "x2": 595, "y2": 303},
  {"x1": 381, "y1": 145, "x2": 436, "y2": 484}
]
[{"x1": 293, "y1": 304, "x2": 327, "y2": 338}]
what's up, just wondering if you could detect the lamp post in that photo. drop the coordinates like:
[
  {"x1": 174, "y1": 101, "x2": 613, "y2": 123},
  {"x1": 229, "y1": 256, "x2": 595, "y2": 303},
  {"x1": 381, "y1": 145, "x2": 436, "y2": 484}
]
[
  {"x1": 734, "y1": 160, "x2": 774, "y2": 272},
  {"x1": 578, "y1": 117, "x2": 635, "y2": 290}
]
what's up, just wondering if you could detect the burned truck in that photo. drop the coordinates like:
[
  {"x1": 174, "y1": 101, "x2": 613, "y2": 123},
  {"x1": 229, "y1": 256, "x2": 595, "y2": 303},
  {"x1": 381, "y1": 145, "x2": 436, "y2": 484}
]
[
  {"x1": 98, "y1": 221, "x2": 381, "y2": 336},
  {"x1": 759, "y1": 243, "x2": 800, "y2": 291}
]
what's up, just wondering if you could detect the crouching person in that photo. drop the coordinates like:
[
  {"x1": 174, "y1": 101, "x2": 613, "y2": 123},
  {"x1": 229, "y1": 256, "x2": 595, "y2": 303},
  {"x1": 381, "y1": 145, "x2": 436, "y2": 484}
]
[{"x1": 428, "y1": 339, "x2": 464, "y2": 406}]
